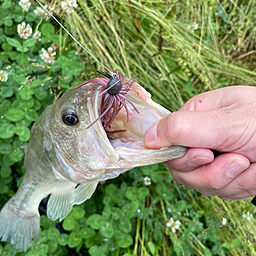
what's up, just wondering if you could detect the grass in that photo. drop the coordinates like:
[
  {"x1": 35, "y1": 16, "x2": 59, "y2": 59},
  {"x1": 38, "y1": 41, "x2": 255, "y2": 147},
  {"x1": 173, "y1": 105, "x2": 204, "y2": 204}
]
[{"x1": 50, "y1": 0, "x2": 256, "y2": 108}]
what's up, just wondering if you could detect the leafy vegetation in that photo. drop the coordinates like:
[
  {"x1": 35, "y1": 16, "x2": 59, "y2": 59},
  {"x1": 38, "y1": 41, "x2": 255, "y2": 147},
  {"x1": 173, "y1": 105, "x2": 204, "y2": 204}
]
[{"x1": 0, "y1": 0, "x2": 256, "y2": 255}]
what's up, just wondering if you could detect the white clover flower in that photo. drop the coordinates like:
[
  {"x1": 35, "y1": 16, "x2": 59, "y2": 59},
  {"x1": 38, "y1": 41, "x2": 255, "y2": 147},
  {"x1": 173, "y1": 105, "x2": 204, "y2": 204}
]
[
  {"x1": 61, "y1": 0, "x2": 78, "y2": 14},
  {"x1": 243, "y1": 211, "x2": 253, "y2": 221},
  {"x1": 166, "y1": 217, "x2": 181, "y2": 233},
  {"x1": 33, "y1": 31, "x2": 41, "y2": 42},
  {"x1": 40, "y1": 47, "x2": 56, "y2": 64},
  {"x1": 222, "y1": 218, "x2": 227, "y2": 225},
  {"x1": 61, "y1": 2, "x2": 68, "y2": 12},
  {"x1": 51, "y1": 43, "x2": 59, "y2": 51},
  {"x1": 193, "y1": 22, "x2": 199, "y2": 30},
  {"x1": 17, "y1": 22, "x2": 32, "y2": 39},
  {"x1": 69, "y1": 0, "x2": 78, "y2": 8},
  {"x1": 0, "y1": 70, "x2": 8, "y2": 82},
  {"x1": 143, "y1": 176, "x2": 151, "y2": 186},
  {"x1": 19, "y1": 0, "x2": 31, "y2": 12},
  {"x1": 187, "y1": 21, "x2": 199, "y2": 31},
  {"x1": 34, "y1": 6, "x2": 44, "y2": 16},
  {"x1": 34, "y1": 5, "x2": 53, "y2": 20}
]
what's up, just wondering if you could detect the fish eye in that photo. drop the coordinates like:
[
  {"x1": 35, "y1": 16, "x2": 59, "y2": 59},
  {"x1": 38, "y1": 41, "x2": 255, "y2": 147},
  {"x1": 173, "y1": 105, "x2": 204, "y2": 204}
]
[{"x1": 62, "y1": 108, "x2": 79, "y2": 126}]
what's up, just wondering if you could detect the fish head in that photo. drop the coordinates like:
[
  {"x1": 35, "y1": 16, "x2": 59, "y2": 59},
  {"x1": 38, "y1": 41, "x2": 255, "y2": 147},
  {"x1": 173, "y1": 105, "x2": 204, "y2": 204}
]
[
  {"x1": 43, "y1": 88, "x2": 110, "y2": 183},
  {"x1": 44, "y1": 79, "x2": 187, "y2": 184}
]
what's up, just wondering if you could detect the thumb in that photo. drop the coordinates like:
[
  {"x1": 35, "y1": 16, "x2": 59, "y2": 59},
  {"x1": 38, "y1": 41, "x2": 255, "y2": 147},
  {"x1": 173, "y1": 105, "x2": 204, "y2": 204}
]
[
  {"x1": 144, "y1": 86, "x2": 252, "y2": 150},
  {"x1": 144, "y1": 107, "x2": 241, "y2": 150}
]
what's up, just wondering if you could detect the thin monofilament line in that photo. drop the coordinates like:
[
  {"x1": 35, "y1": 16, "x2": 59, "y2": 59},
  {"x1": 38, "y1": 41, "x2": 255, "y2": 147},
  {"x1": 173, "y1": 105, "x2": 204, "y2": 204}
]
[{"x1": 35, "y1": 0, "x2": 113, "y2": 76}]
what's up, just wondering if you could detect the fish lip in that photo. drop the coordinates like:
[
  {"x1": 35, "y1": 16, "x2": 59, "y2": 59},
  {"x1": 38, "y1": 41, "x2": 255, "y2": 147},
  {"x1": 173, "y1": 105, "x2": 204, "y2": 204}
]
[{"x1": 87, "y1": 90, "x2": 120, "y2": 163}]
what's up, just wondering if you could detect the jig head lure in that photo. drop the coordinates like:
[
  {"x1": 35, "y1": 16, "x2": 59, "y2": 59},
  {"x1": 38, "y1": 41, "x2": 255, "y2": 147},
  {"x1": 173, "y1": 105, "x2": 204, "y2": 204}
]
[
  {"x1": 97, "y1": 71, "x2": 122, "y2": 95},
  {"x1": 76, "y1": 71, "x2": 139, "y2": 131}
]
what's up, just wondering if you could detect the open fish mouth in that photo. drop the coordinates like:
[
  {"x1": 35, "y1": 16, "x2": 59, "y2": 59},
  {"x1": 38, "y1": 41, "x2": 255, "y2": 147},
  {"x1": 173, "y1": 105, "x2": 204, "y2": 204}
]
[{"x1": 87, "y1": 79, "x2": 187, "y2": 170}]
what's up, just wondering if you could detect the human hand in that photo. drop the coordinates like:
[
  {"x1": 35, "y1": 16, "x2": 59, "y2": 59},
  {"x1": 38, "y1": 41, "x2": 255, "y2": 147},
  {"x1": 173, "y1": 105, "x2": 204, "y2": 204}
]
[{"x1": 144, "y1": 86, "x2": 256, "y2": 200}]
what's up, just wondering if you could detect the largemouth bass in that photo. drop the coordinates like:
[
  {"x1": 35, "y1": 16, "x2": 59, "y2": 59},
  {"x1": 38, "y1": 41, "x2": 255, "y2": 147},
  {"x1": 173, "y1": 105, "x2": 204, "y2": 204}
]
[{"x1": 0, "y1": 79, "x2": 187, "y2": 251}]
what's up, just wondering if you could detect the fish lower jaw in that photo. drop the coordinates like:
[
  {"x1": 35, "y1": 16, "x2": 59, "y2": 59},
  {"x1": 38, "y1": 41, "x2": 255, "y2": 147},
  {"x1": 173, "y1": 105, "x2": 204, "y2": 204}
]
[{"x1": 103, "y1": 108, "x2": 187, "y2": 164}]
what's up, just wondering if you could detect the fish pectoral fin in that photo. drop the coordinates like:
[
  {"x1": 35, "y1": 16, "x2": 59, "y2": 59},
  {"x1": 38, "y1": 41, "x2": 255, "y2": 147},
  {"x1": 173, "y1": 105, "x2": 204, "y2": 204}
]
[
  {"x1": 47, "y1": 183, "x2": 98, "y2": 221},
  {"x1": 47, "y1": 188, "x2": 75, "y2": 222},
  {"x1": 71, "y1": 182, "x2": 98, "y2": 206}
]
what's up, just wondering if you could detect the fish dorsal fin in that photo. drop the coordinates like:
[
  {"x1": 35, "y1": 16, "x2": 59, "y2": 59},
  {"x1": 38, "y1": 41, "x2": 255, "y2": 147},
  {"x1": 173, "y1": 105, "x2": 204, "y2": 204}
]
[
  {"x1": 47, "y1": 188, "x2": 75, "y2": 221},
  {"x1": 71, "y1": 183, "x2": 98, "y2": 206}
]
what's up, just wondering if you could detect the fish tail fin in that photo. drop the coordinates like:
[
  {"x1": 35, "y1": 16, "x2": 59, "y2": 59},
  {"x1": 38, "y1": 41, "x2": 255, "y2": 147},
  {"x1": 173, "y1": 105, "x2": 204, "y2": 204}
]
[{"x1": 0, "y1": 198, "x2": 40, "y2": 251}]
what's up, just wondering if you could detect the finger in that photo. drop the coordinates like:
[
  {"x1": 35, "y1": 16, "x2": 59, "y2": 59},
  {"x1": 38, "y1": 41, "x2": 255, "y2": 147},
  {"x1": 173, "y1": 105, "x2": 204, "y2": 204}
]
[
  {"x1": 144, "y1": 106, "x2": 248, "y2": 150},
  {"x1": 165, "y1": 148, "x2": 214, "y2": 172},
  {"x1": 177, "y1": 86, "x2": 247, "y2": 112},
  {"x1": 210, "y1": 162, "x2": 256, "y2": 199},
  {"x1": 178, "y1": 87, "x2": 237, "y2": 112},
  {"x1": 170, "y1": 153, "x2": 250, "y2": 192},
  {"x1": 144, "y1": 86, "x2": 254, "y2": 150},
  {"x1": 219, "y1": 191, "x2": 256, "y2": 200}
]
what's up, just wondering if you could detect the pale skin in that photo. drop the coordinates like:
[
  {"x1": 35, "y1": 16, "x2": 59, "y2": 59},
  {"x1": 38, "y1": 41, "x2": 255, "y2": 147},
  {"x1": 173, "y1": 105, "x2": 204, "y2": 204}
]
[{"x1": 144, "y1": 86, "x2": 256, "y2": 201}]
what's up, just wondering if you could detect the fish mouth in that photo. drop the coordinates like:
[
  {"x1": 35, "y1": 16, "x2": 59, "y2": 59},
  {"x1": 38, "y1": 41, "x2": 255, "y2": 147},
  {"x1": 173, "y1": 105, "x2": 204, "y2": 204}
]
[{"x1": 87, "y1": 81, "x2": 187, "y2": 169}]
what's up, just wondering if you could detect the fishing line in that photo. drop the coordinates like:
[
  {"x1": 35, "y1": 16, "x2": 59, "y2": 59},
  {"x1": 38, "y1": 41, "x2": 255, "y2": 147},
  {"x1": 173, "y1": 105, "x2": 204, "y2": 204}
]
[{"x1": 35, "y1": 0, "x2": 113, "y2": 76}]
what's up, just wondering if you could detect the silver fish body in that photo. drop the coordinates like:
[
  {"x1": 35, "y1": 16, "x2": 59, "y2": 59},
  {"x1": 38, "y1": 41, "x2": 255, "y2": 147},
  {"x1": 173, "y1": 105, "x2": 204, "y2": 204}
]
[{"x1": 0, "y1": 82, "x2": 187, "y2": 251}]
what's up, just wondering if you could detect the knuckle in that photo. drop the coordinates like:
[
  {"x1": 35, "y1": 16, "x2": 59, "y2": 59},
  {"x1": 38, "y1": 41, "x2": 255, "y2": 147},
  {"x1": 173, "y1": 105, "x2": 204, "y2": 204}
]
[
  {"x1": 237, "y1": 180, "x2": 245, "y2": 191},
  {"x1": 198, "y1": 190, "x2": 215, "y2": 197},
  {"x1": 165, "y1": 158, "x2": 189, "y2": 172},
  {"x1": 164, "y1": 112, "x2": 190, "y2": 144},
  {"x1": 204, "y1": 173, "x2": 224, "y2": 191},
  {"x1": 237, "y1": 180, "x2": 255, "y2": 197}
]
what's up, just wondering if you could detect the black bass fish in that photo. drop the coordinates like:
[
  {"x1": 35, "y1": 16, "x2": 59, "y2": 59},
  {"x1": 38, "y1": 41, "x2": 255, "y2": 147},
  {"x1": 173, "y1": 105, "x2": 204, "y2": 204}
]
[{"x1": 0, "y1": 77, "x2": 187, "y2": 251}]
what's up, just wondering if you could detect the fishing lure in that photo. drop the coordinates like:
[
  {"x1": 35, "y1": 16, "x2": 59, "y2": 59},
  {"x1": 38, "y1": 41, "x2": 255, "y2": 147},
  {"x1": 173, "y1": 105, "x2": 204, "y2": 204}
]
[{"x1": 76, "y1": 70, "x2": 139, "y2": 130}]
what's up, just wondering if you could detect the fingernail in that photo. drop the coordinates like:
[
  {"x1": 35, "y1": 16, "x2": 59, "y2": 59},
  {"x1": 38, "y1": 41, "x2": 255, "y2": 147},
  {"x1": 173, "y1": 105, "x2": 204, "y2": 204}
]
[
  {"x1": 187, "y1": 156, "x2": 212, "y2": 167},
  {"x1": 226, "y1": 161, "x2": 246, "y2": 178},
  {"x1": 145, "y1": 121, "x2": 159, "y2": 143}
]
